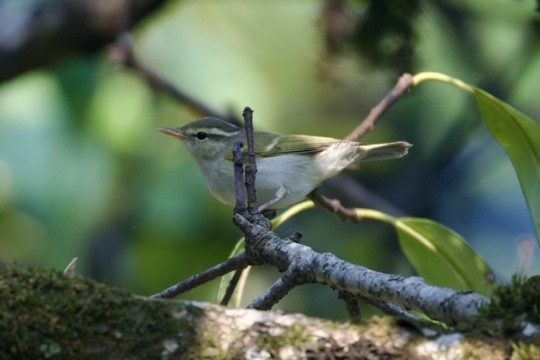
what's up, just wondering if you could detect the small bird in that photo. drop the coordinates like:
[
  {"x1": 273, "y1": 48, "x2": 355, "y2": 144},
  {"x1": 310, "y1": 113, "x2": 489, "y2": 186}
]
[{"x1": 159, "y1": 117, "x2": 411, "y2": 211}]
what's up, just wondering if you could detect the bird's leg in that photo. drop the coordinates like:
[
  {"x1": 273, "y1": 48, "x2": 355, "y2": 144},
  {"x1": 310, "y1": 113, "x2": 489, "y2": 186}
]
[{"x1": 257, "y1": 186, "x2": 288, "y2": 213}]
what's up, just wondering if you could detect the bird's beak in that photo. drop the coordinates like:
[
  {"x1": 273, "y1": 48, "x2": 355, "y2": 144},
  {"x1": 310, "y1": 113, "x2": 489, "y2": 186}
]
[{"x1": 158, "y1": 127, "x2": 187, "y2": 139}]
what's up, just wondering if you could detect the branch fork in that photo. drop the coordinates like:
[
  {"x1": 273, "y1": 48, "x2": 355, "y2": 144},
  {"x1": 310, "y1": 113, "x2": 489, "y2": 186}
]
[{"x1": 151, "y1": 77, "x2": 488, "y2": 327}]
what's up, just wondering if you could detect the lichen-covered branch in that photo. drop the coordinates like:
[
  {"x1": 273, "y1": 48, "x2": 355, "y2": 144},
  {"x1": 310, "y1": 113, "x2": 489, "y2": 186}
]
[
  {"x1": 234, "y1": 214, "x2": 488, "y2": 326},
  {"x1": 1, "y1": 264, "x2": 514, "y2": 359}
]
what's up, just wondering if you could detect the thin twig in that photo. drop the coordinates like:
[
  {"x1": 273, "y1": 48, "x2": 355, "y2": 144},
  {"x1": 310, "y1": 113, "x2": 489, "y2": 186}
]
[
  {"x1": 325, "y1": 176, "x2": 408, "y2": 217},
  {"x1": 219, "y1": 268, "x2": 246, "y2": 306},
  {"x1": 247, "y1": 268, "x2": 304, "y2": 310},
  {"x1": 338, "y1": 291, "x2": 362, "y2": 322},
  {"x1": 307, "y1": 190, "x2": 361, "y2": 223},
  {"x1": 356, "y1": 294, "x2": 420, "y2": 323},
  {"x1": 345, "y1": 73, "x2": 414, "y2": 141},
  {"x1": 242, "y1": 107, "x2": 259, "y2": 215},
  {"x1": 112, "y1": 33, "x2": 240, "y2": 124},
  {"x1": 150, "y1": 253, "x2": 249, "y2": 299},
  {"x1": 233, "y1": 141, "x2": 246, "y2": 215}
]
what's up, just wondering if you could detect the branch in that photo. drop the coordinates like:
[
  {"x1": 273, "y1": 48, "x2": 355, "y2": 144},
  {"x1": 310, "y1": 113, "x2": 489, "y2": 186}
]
[
  {"x1": 324, "y1": 175, "x2": 408, "y2": 217},
  {"x1": 219, "y1": 268, "x2": 245, "y2": 306},
  {"x1": 110, "y1": 33, "x2": 239, "y2": 123},
  {"x1": 232, "y1": 141, "x2": 246, "y2": 215},
  {"x1": 247, "y1": 267, "x2": 305, "y2": 310},
  {"x1": 0, "y1": 0, "x2": 165, "y2": 82},
  {"x1": 308, "y1": 189, "x2": 361, "y2": 223},
  {"x1": 151, "y1": 253, "x2": 249, "y2": 299},
  {"x1": 1, "y1": 264, "x2": 512, "y2": 359},
  {"x1": 233, "y1": 214, "x2": 488, "y2": 326},
  {"x1": 305, "y1": 74, "x2": 414, "y2": 221},
  {"x1": 241, "y1": 107, "x2": 259, "y2": 214},
  {"x1": 345, "y1": 73, "x2": 414, "y2": 141}
]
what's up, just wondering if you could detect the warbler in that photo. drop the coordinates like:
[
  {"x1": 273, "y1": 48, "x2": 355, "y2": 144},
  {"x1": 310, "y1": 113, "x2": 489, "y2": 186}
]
[{"x1": 159, "y1": 117, "x2": 411, "y2": 210}]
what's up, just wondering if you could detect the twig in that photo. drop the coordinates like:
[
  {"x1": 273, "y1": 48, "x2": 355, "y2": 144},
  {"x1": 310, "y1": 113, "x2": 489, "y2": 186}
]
[
  {"x1": 308, "y1": 190, "x2": 361, "y2": 223},
  {"x1": 241, "y1": 107, "x2": 259, "y2": 215},
  {"x1": 345, "y1": 73, "x2": 414, "y2": 141},
  {"x1": 111, "y1": 33, "x2": 240, "y2": 124},
  {"x1": 247, "y1": 268, "x2": 305, "y2": 310},
  {"x1": 219, "y1": 268, "x2": 246, "y2": 306},
  {"x1": 356, "y1": 294, "x2": 419, "y2": 323},
  {"x1": 233, "y1": 141, "x2": 246, "y2": 215},
  {"x1": 233, "y1": 213, "x2": 488, "y2": 326},
  {"x1": 338, "y1": 291, "x2": 362, "y2": 322},
  {"x1": 151, "y1": 253, "x2": 249, "y2": 299},
  {"x1": 325, "y1": 176, "x2": 408, "y2": 217},
  {"x1": 308, "y1": 74, "x2": 414, "y2": 220}
]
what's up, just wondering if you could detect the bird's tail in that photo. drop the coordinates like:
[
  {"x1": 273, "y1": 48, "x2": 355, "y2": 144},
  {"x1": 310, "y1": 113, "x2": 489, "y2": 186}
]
[{"x1": 354, "y1": 141, "x2": 412, "y2": 164}]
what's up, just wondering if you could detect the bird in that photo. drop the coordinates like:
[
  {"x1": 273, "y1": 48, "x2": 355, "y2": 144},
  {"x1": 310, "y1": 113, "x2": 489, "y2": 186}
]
[{"x1": 159, "y1": 117, "x2": 411, "y2": 211}]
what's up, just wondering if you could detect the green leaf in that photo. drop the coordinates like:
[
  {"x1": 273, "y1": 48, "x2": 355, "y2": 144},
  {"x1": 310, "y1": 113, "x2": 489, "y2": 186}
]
[
  {"x1": 471, "y1": 88, "x2": 540, "y2": 243},
  {"x1": 395, "y1": 217, "x2": 496, "y2": 296},
  {"x1": 413, "y1": 72, "x2": 540, "y2": 243},
  {"x1": 357, "y1": 209, "x2": 496, "y2": 295}
]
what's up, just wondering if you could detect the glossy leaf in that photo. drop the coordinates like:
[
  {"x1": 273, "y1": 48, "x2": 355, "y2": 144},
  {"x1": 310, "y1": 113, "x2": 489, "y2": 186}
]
[
  {"x1": 413, "y1": 72, "x2": 540, "y2": 243},
  {"x1": 471, "y1": 88, "x2": 540, "y2": 243},
  {"x1": 394, "y1": 217, "x2": 496, "y2": 296}
]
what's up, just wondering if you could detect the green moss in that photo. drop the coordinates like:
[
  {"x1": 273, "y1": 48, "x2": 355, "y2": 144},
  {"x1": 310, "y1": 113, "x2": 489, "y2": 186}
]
[
  {"x1": 0, "y1": 263, "x2": 196, "y2": 359},
  {"x1": 479, "y1": 275, "x2": 540, "y2": 329},
  {"x1": 510, "y1": 341, "x2": 540, "y2": 360},
  {"x1": 255, "y1": 322, "x2": 310, "y2": 352}
]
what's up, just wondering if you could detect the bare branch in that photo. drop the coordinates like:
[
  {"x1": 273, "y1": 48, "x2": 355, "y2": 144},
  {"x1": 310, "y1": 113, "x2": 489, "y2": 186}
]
[
  {"x1": 324, "y1": 176, "x2": 408, "y2": 217},
  {"x1": 111, "y1": 33, "x2": 240, "y2": 123},
  {"x1": 241, "y1": 107, "x2": 259, "y2": 215},
  {"x1": 345, "y1": 73, "x2": 414, "y2": 141},
  {"x1": 308, "y1": 189, "x2": 361, "y2": 223},
  {"x1": 355, "y1": 294, "x2": 419, "y2": 323},
  {"x1": 219, "y1": 268, "x2": 246, "y2": 306},
  {"x1": 233, "y1": 141, "x2": 246, "y2": 215},
  {"x1": 151, "y1": 253, "x2": 249, "y2": 299},
  {"x1": 338, "y1": 291, "x2": 362, "y2": 322},
  {"x1": 247, "y1": 268, "x2": 305, "y2": 310},
  {"x1": 233, "y1": 213, "x2": 488, "y2": 326}
]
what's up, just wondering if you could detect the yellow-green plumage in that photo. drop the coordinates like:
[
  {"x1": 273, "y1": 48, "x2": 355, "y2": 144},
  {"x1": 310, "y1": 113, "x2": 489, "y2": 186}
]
[{"x1": 160, "y1": 117, "x2": 411, "y2": 210}]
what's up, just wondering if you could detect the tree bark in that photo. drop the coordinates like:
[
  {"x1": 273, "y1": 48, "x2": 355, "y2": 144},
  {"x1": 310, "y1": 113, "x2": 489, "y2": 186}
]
[{"x1": 0, "y1": 264, "x2": 515, "y2": 359}]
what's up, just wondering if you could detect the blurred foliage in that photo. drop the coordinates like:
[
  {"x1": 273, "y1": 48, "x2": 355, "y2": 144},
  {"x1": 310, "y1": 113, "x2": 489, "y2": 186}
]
[
  {"x1": 0, "y1": 0, "x2": 539, "y2": 320},
  {"x1": 350, "y1": 0, "x2": 422, "y2": 73}
]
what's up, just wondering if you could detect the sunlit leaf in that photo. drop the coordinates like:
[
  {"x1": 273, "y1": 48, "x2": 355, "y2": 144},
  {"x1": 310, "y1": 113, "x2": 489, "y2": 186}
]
[
  {"x1": 395, "y1": 218, "x2": 496, "y2": 296},
  {"x1": 471, "y1": 88, "x2": 540, "y2": 243},
  {"x1": 413, "y1": 72, "x2": 540, "y2": 243}
]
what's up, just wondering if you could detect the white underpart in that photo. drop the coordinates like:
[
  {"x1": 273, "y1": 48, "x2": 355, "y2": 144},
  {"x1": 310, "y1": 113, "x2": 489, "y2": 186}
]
[{"x1": 194, "y1": 141, "x2": 359, "y2": 209}]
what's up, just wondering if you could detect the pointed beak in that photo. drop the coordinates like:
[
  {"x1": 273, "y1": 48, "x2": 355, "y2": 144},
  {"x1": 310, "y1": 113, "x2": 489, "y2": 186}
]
[{"x1": 158, "y1": 127, "x2": 187, "y2": 139}]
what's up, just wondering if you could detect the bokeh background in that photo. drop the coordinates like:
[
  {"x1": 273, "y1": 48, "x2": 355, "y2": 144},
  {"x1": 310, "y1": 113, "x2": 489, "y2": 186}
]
[{"x1": 1, "y1": 0, "x2": 538, "y2": 319}]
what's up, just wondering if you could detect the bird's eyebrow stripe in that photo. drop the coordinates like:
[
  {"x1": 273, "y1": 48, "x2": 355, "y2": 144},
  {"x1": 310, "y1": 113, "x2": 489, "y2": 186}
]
[{"x1": 187, "y1": 127, "x2": 241, "y2": 138}]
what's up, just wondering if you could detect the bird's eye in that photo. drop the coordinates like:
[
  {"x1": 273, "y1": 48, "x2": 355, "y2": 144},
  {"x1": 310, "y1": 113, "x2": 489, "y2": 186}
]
[{"x1": 195, "y1": 132, "x2": 208, "y2": 140}]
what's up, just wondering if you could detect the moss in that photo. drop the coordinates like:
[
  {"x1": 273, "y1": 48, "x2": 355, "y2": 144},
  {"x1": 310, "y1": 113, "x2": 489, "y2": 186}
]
[
  {"x1": 255, "y1": 322, "x2": 311, "y2": 352},
  {"x1": 0, "y1": 263, "x2": 197, "y2": 359},
  {"x1": 510, "y1": 341, "x2": 540, "y2": 360},
  {"x1": 479, "y1": 275, "x2": 540, "y2": 333}
]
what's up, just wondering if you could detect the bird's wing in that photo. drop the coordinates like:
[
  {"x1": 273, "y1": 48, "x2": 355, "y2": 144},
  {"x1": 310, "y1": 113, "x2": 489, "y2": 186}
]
[
  {"x1": 224, "y1": 132, "x2": 341, "y2": 161},
  {"x1": 254, "y1": 133, "x2": 341, "y2": 156}
]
